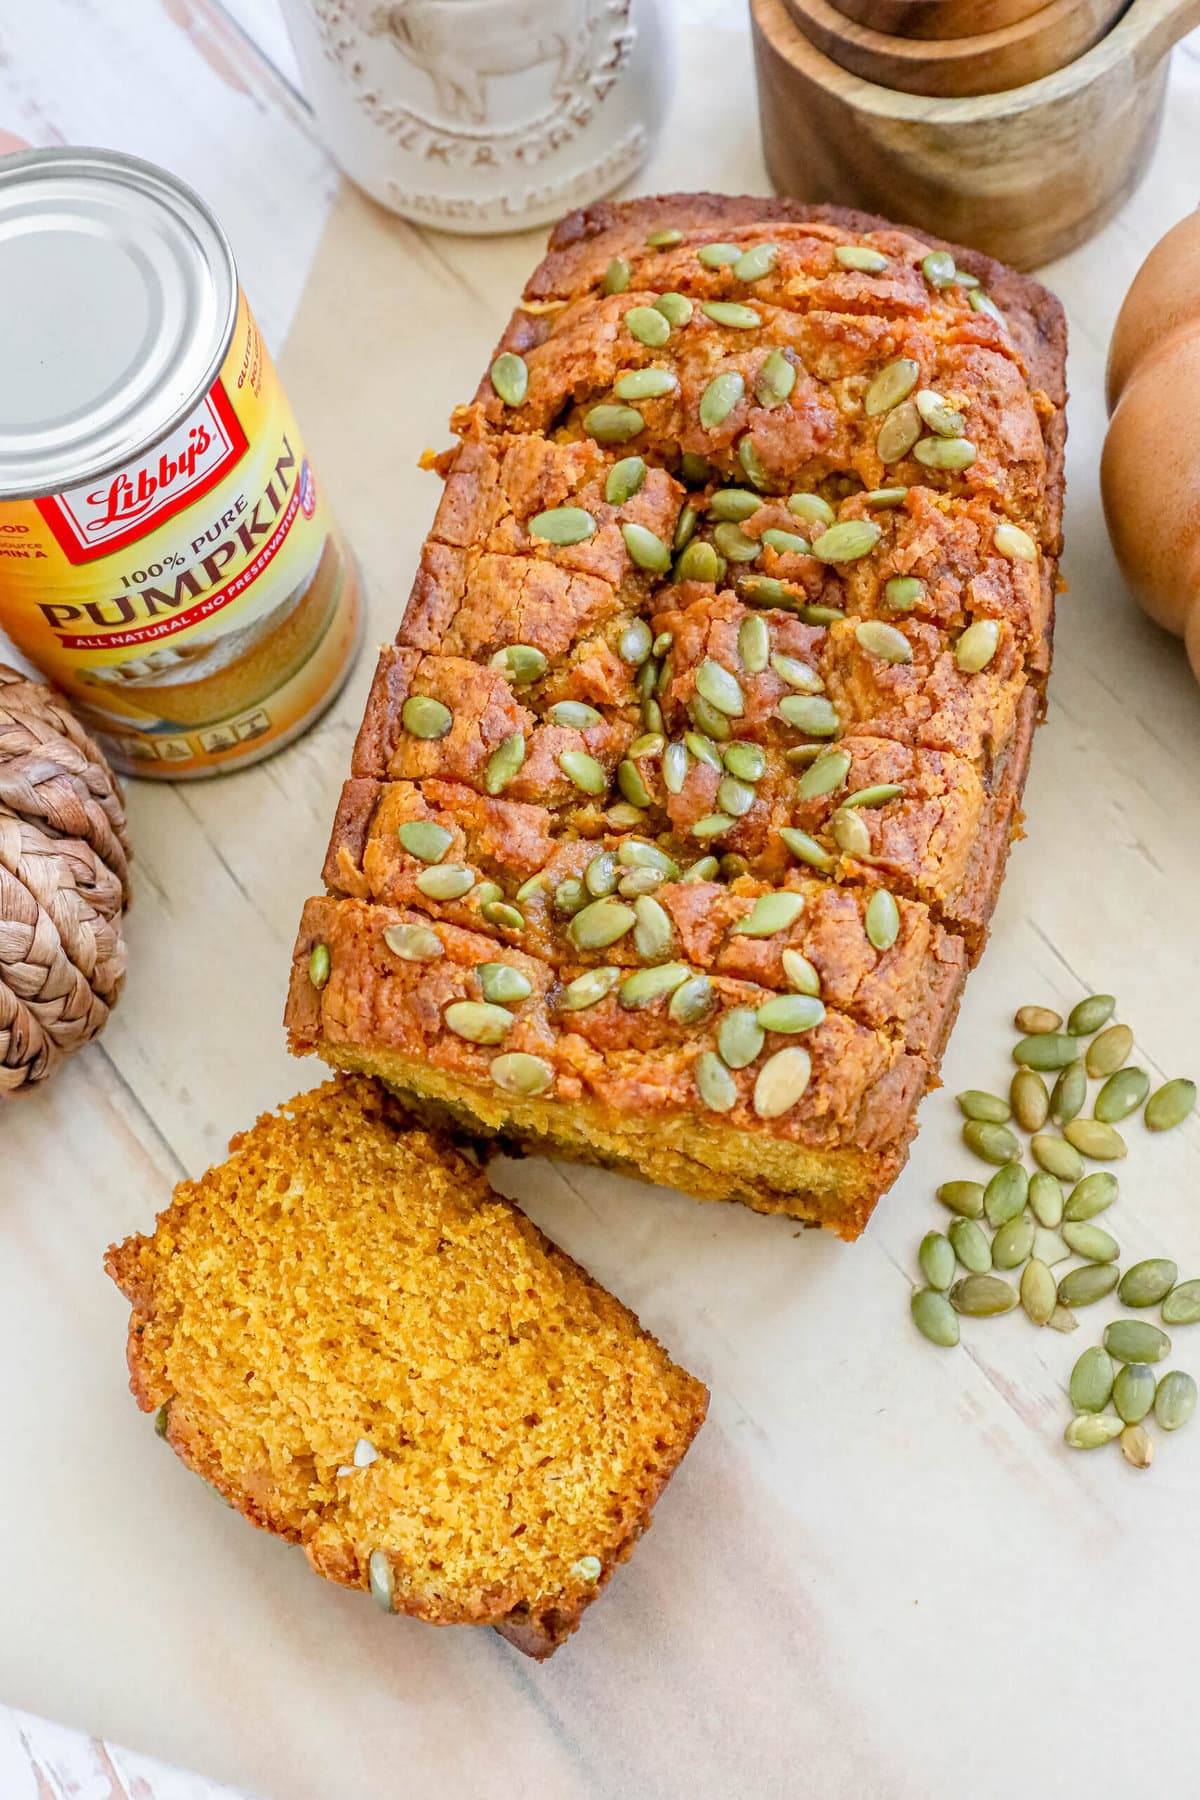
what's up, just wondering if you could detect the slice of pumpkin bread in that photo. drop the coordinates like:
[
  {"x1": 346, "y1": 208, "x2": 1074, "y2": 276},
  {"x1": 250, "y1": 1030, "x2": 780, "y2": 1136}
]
[{"x1": 105, "y1": 1075, "x2": 707, "y2": 1658}]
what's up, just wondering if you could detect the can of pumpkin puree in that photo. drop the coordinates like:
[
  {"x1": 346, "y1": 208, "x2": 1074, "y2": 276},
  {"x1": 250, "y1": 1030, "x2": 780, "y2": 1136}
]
[{"x1": 0, "y1": 146, "x2": 362, "y2": 777}]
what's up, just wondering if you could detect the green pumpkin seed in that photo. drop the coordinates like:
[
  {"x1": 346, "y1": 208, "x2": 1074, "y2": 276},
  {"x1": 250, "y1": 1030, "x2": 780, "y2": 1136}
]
[
  {"x1": 779, "y1": 827, "x2": 836, "y2": 871},
  {"x1": 619, "y1": 521, "x2": 670, "y2": 573},
  {"x1": 844, "y1": 784, "x2": 904, "y2": 812},
  {"x1": 585, "y1": 404, "x2": 644, "y2": 443},
  {"x1": 554, "y1": 877, "x2": 587, "y2": 916},
  {"x1": 702, "y1": 300, "x2": 762, "y2": 329},
  {"x1": 1063, "y1": 1174, "x2": 1117, "y2": 1225},
  {"x1": 1115, "y1": 1260, "x2": 1176, "y2": 1310},
  {"x1": 919, "y1": 1231, "x2": 956, "y2": 1292},
  {"x1": 949, "y1": 1217, "x2": 991, "y2": 1272},
  {"x1": 1085, "y1": 1024, "x2": 1133, "y2": 1078},
  {"x1": 476, "y1": 894, "x2": 520, "y2": 924},
  {"x1": 399, "y1": 820, "x2": 453, "y2": 864},
  {"x1": 954, "y1": 620, "x2": 999, "y2": 673},
  {"x1": 1161, "y1": 1280, "x2": 1200, "y2": 1325},
  {"x1": 570, "y1": 898, "x2": 636, "y2": 950},
  {"x1": 632, "y1": 894, "x2": 674, "y2": 960},
  {"x1": 733, "y1": 891, "x2": 806, "y2": 938},
  {"x1": 603, "y1": 256, "x2": 631, "y2": 293},
  {"x1": 490, "y1": 1051, "x2": 555, "y2": 1097},
  {"x1": 835, "y1": 244, "x2": 888, "y2": 273},
  {"x1": 726, "y1": 745, "x2": 767, "y2": 789},
  {"x1": 685, "y1": 732, "x2": 724, "y2": 771},
  {"x1": 1032, "y1": 1227, "x2": 1070, "y2": 1267},
  {"x1": 619, "y1": 961, "x2": 689, "y2": 1008},
  {"x1": 559, "y1": 750, "x2": 606, "y2": 795},
  {"x1": 560, "y1": 966, "x2": 621, "y2": 1010},
  {"x1": 770, "y1": 653, "x2": 822, "y2": 694},
  {"x1": 605, "y1": 455, "x2": 649, "y2": 504},
  {"x1": 1015, "y1": 1004, "x2": 1062, "y2": 1033},
  {"x1": 915, "y1": 389, "x2": 965, "y2": 438},
  {"x1": 1013, "y1": 1033, "x2": 1079, "y2": 1070},
  {"x1": 1061, "y1": 1221, "x2": 1119, "y2": 1263},
  {"x1": 691, "y1": 813, "x2": 733, "y2": 842},
  {"x1": 484, "y1": 731, "x2": 525, "y2": 795},
  {"x1": 950, "y1": 1273, "x2": 1017, "y2": 1317},
  {"x1": 739, "y1": 576, "x2": 792, "y2": 608},
  {"x1": 662, "y1": 741, "x2": 689, "y2": 793},
  {"x1": 1048, "y1": 1305, "x2": 1080, "y2": 1334},
  {"x1": 308, "y1": 943, "x2": 330, "y2": 989},
  {"x1": 491, "y1": 351, "x2": 528, "y2": 407},
  {"x1": 876, "y1": 399, "x2": 922, "y2": 463},
  {"x1": 672, "y1": 509, "x2": 697, "y2": 555},
  {"x1": 864, "y1": 487, "x2": 908, "y2": 509},
  {"x1": 788, "y1": 493, "x2": 836, "y2": 529},
  {"x1": 695, "y1": 659, "x2": 745, "y2": 717},
  {"x1": 491, "y1": 643, "x2": 548, "y2": 687},
  {"x1": 1155, "y1": 1370, "x2": 1197, "y2": 1430},
  {"x1": 937, "y1": 1180, "x2": 984, "y2": 1219},
  {"x1": 1145, "y1": 1077, "x2": 1197, "y2": 1131},
  {"x1": 719, "y1": 1006, "x2": 765, "y2": 1069},
  {"x1": 811, "y1": 520, "x2": 882, "y2": 563},
  {"x1": 619, "y1": 868, "x2": 663, "y2": 898},
  {"x1": 1064, "y1": 992, "x2": 1114, "y2": 1036},
  {"x1": 698, "y1": 241, "x2": 741, "y2": 267},
  {"x1": 757, "y1": 993, "x2": 824, "y2": 1034},
  {"x1": 1028, "y1": 1170, "x2": 1064, "y2": 1227},
  {"x1": 884, "y1": 576, "x2": 924, "y2": 611},
  {"x1": 647, "y1": 227, "x2": 684, "y2": 247},
  {"x1": 991, "y1": 1214, "x2": 1034, "y2": 1270},
  {"x1": 619, "y1": 619, "x2": 653, "y2": 664},
  {"x1": 716, "y1": 775, "x2": 754, "y2": 817},
  {"x1": 584, "y1": 852, "x2": 618, "y2": 897},
  {"x1": 759, "y1": 528, "x2": 808, "y2": 558},
  {"x1": 1011, "y1": 1068, "x2": 1050, "y2": 1133},
  {"x1": 384, "y1": 922, "x2": 443, "y2": 961},
  {"x1": 797, "y1": 748, "x2": 851, "y2": 800},
  {"x1": 669, "y1": 974, "x2": 716, "y2": 1026},
  {"x1": 1030, "y1": 1133, "x2": 1083, "y2": 1182},
  {"x1": 699, "y1": 371, "x2": 745, "y2": 430},
  {"x1": 1021, "y1": 1258, "x2": 1058, "y2": 1325},
  {"x1": 1058, "y1": 1263, "x2": 1119, "y2": 1308},
  {"x1": 779, "y1": 695, "x2": 840, "y2": 735},
  {"x1": 369, "y1": 1549, "x2": 394, "y2": 1611},
  {"x1": 855, "y1": 619, "x2": 912, "y2": 664},
  {"x1": 530, "y1": 506, "x2": 596, "y2": 546},
  {"x1": 614, "y1": 367, "x2": 678, "y2": 403},
  {"x1": 755, "y1": 347, "x2": 796, "y2": 407},
  {"x1": 1070, "y1": 1345, "x2": 1116, "y2": 1412},
  {"x1": 994, "y1": 522, "x2": 1037, "y2": 562},
  {"x1": 780, "y1": 949, "x2": 821, "y2": 997},
  {"x1": 865, "y1": 358, "x2": 920, "y2": 418},
  {"x1": 738, "y1": 436, "x2": 770, "y2": 491},
  {"x1": 865, "y1": 888, "x2": 900, "y2": 952},
  {"x1": 1093, "y1": 1066, "x2": 1150, "y2": 1123},
  {"x1": 1064, "y1": 1118, "x2": 1127, "y2": 1162},
  {"x1": 753, "y1": 1046, "x2": 811, "y2": 1117},
  {"x1": 675, "y1": 539, "x2": 724, "y2": 583},
  {"x1": 1065, "y1": 1414, "x2": 1124, "y2": 1450},
  {"x1": 547, "y1": 700, "x2": 600, "y2": 731},
  {"x1": 1050, "y1": 1060, "x2": 1087, "y2": 1126},
  {"x1": 984, "y1": 1162, "x2": 1027, "y2": 1226},
  {"x1": 911, "y1": 1287, "x2": 959, "y2": 1347},
  {"x1": 963, "y1": 1119, "x2": 1020, "y2": 1166},
  {"x1": 1121, "y1": 1422, "x2": 1154, "y2": 1467},
  {"x1": 402, "y1": 695, "x2": 452, "y2": 739},
  {"x1": 696, "y1": 1049, "x2": 738, "y2": 1112},
  {"x1": 624, "y1": 305, "x2": 671, "y2": 348},
  {"x1": 734, "y1": 242, "x2": 778, "y2": 281},
  {"x1": 444, "y1": 1000, "x2": 512, "y2": 1044},
  {"x1": 708, "y1": 488, "x2": 760, "y2": 524},
  {"x1": 958, "y1": 1089, "x2": 1011, "y2": 1124},
  {"x1": 921, "y1": 250, "x2": 957, "y2": 287},
  {"x1": 477, "y1": 962, "x2": 532, "y2": 1006},
  {"x1": 970, "y1": 291, "x2": 1007, "y2": 327},
  {"x1": 831, "y1": 808, "x2": 871, "y2": 858},
  {"x1": 656, "y1": 292, "x2": 694, "y2": 327},
  {"x1": 713, "y1": 522, "x2": 759, "y2": 564},
  {"x1": 417, "y1": 864, "x2": 474, "y2": 900},
  {"x1": 914, "y1": 436, "x2": 976, "y2": 470},
  {"x1": 1105, "y1": 1320, "x2": 1171, "y2": 1364},
  {"x1": 619, "y1": 839, "x2": 677, "y2": 876}
]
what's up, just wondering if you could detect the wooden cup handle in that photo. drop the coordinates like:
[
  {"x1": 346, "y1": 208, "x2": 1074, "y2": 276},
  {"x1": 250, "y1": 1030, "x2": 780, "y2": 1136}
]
[{"x1": 1127, "y1": 0, "x2": 1200, "y2": 74}]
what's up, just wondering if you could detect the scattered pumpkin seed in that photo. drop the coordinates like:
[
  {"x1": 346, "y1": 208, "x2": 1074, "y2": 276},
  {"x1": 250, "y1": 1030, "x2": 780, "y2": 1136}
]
[
  {"x1": 811, "y1": 520, "x2": 882, "y2": 563},
  {"x1": 912, "y1": 1287, "x2": 959, "y2": 1346},
  {"x1": 559, "y1": 750, "x2": 606, "y2": 796},
  {"x1": 702, "y1": 300, "x2": 762, "y2": 329},
  {"x1": 1015, "y1": 1005, "x2": 1062, "y2": 1033},
  {"x1": 632, "y1": 894, "x2": 674, "y2": 960},
  {"x1": 369, "y1": 1550, "x2": 394, "y2": 1611},
  {"x1": 620, "y1": 521, "x2": 671, "y2": 573},
  {"x1": 715, "y1": 775, "x2": 754, "y2": 817},
  {"x1": 477, "y1": 962, "x2": 532, "y2": 1006},
  {"x1": 1013, "y1": 1033, "x2": 1079, "y2": 1070},
  {"x1": 1050, "y1": 1060, "x2": 1087, "y2": 1126},
  {"x1": 726, "y1": 743, "x2": 767, "y2": 785},
  {"x1": 384, "y1": 923, "x2": 443, "y2": 961},
  {"x1": 1064, "y1": 1175, "x2": 1117, "y2": 1225},
  {"x1": 753, "y1": 1046, "x2": 811, "y2": 1117},
  {"x1": 1031, "y1": 1133, "x2": 1084, "y2": 1182},
  {"x1": 914, "y1": 435, "x2": 976, "y2": 470},
  {"x1": 877, "y1": 400, "x2": 922, "y2": 463},
  {"x1": 1064, "y1": 1118, "x2": 1127, "y2": 1162},
  {"x1": 993, "y1": 522, "x2": 1037, "y2": 562},
  {"x1": 779, "y1": 827, "x2": 836, "y2": 872},
  {"x1": 1032, "y1": 1227, "x2": 1070, "y2": 1267},
  {"x1": 719, "y1": 1007, "x2": 765, "y2": 1069},
  {"x1": 585, "y1": 404, "x2": 644, "y2": 443},
  {"x1": 625, "y1": 305, "x2": 672, "y2": 349},
  {"x1": 696, "y1": 1049, "x2": 738, "y2": 1112},
  {"x1": 797, "y1": 748, "x2": 851, "y2": 800},
  {"x1": 733, "y1": 891, "x2": 807, "y2": 938},
  {"x1": 734, "y1": 241, "x2": 778, "y2": 281},
  {"x1": 620, "y1": 961, "x2": 689, "y2": 1008},
  {"x1": 554, "y1": 877, "x2": 587, "y2": 915},
  {"x1": 699, "y1": 370, "x2": 746, "y2": 430},
  {"x1": 949, "y1": 1217, "x2": 992, "y2": 1272},
  {"x1": 1085, "y1": 1024, "x2": 1133, "y2": 1079},
  {"x1": 1119, "y1": 1259, "x2": 1178, "y2": 1308},
  {"x1": 984, "y1": 1161, "x2": 1027, "y2": 1226},
  {"x1": 402, "y1": 695, "x2": 452, "y2": 739},
  {"x1": 755, "y1": 347, "x2": 796, "y2": 406},
  {"x1": 865, "y1": 358, "x2": 920, "y2": 418},
  {"x1": 669, "y1": 974, "x2": 716, "y2": 1025},
  {"x1": 675, "y1": 539, "x2": 724, "y2": 583},
  {"x1": 950, "y1": 1273, "x2": 1018, "y2": 1317},
  {"x1": 760, "y1": 528, "x2": 809, "y2": 557},
  {"x1": 739, "y1": 576, "x2": 790, "y2": 608},
  {"x1": 490, "y1": 1051, "x2": 554, "y2": 1096},
  {"x1": 937, "y1": 1180, "x2": 985, "y2": 1219},
  {"x1": 713, "y1": 521, "x2": 760, "y2": 564},
  {"x1": 1061, "y1": 1221, "x2": 1119, "y2": 1263},
  {"x1": 1028, "y1": 1170, "x2": 1064, "y2": 1227},
  {"x1": 788, "y1": 493, "x2": 836, "y2": 530},
  {"x1": 921, "y1": 250, "x2": 957, "y2": 287},
  {"x1": 1070, "y1": 1345, "x2": 1115, "y2": 1412},
  {"x1": 915, "y1": 389, "x2": 965, "y2": 438},
  {"x1": 698, "y1": 241, "x2": 741, "y2": 267},
  {"x1": 615, "y1": 367, "x2": 678, "y2": 403},
  {"x1": 570, "y1": 898, "x2": 636, "y2": 949},
  {"x1": 1065, "y1": 992, "x2": 1114, "y2": 1036},
  {"x1": 758, "y1": 993, "x2": 825, "y2": 1034},
  {"x1": 884, "y1": 576, "x2": 924, "y2": 611},
  {"x1": 1114, "y1": 1363, "x2": 1161, "y2": 1423},
  {"x1": 1065, "y1": 1414, "x2": 1124, "y2": 1450},
  {"x1": 992, "y1": 1215, "x2": 1034, "y2": 1270},
  {"x1": 1106, "y1": 1319, "x2": 1173, "y2": 1363},
  {"x1": 530, "y1": 506, "x2": 596, "y2": 546},
  {"x1": 1155, "y1": 1370, "x2": 1197, "y2": 1430},
  {"x1": 962, "y1": 1120, "x2": 1020, "y2": 1165},
  {"x1": 855, "y1": 619, "x2": 912, "y2": 663},
  {"x1": 1145, "y1": 1077, "x2": 1196, "y2": 1131},
  {"x1": 1011, "y1": 1069, "x2": 1050, "y2": 1132},
  {"x1": 1093, "y1": 1066, "x2": 1149, "y2": 1123},
  {"x1": 970, "y1": 291, "x2": 1007, "y2": 328},
  {"x1": 1048, "y1": 1305, "x2": 1080, "y2": 1334},
  {"x1": 444, "y1": 1000, "x2": 512, "y2": 1045},
  {"x1": 1162, "y1": 1280, "x2": 1200, "y2": 1325},
  {"x1": 417, "y1": 864, "x2": 474, "y2": 900},
  {"x1": 831, "y1": 808, "x2": 871, "y2": 857},
  {"x1": 958, "y1": 1089, "x2": 1011, "y2": 1123},
  {"x1": 560, "y1": 966, "x2": 621, "y2": 1010},
  {"x1": 865, "y1": 888, "x2": 900, "y2": 951},
  {"x1": 308, "y1": 943, "x2": 330, "y2": 989},
  {"x1": 777, "y1": 951, "x2": 819, "y2": 998},
  {"x1": 1021, "y1": 1258, "x2": 1058, "y2": 1325},
  {"x1": 954, "y1": 619, "x2": 1000, "y2": 673},
  {"x1": 490, "y1": 348, "x2": 529, "y2": 406},
  {"x1": 919, "y1": 1231, "x2": 956, "y2": 1291},
  {"x1": 864, "y1": 487, "x2": 909, "y2": 509},
  {"x1": 835, "y1": 244, "x2": 888, "y2": 273},
  {"x1": 779, "y1": 695, "x2": 840, "y2": 735},
  {"x1": 1121, "y1": 1423, "x2": 1154, "y2": 1468},
  {"x1": 656, "y1": 292, "x2": 694, "y2": 327}
]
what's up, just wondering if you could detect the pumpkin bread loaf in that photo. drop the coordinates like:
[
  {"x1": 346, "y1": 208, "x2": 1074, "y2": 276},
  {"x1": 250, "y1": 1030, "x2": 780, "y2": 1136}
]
[
  {"x1": 105, "y1": 1076, "x2": 707, "y2": 1659},
  {"x1": 286, "y1": 194, "x2": 1067, "y2": 1238}
]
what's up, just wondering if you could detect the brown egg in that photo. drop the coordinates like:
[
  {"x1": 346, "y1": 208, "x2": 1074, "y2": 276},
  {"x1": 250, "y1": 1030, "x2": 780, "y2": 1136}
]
[{"x1": 1102, "y1": 209, "x2": 1200, "y2": 678}]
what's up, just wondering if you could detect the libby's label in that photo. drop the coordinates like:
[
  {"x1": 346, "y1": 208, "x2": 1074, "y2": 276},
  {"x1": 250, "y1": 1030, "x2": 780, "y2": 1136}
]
[{"x1": 0, "y1": 292, "x2": 361, "y2": 777}]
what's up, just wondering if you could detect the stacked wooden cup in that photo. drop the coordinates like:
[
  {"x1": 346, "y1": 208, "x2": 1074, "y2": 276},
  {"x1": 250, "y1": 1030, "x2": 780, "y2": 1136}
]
[{"x1": 750, "y1": 0, "x2": 1200, "y2": 265}]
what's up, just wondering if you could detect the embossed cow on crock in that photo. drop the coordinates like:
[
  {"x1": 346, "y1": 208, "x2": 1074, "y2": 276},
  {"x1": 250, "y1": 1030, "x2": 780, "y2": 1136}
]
[{"x1": 366, "y1": 0, "x2": 596, "y2": 123}]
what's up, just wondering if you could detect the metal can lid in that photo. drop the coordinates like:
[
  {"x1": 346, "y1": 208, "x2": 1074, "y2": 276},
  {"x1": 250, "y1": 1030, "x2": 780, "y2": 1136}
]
[{"x1": 0, "y1": 146, "x2": 238, "y2": 500}]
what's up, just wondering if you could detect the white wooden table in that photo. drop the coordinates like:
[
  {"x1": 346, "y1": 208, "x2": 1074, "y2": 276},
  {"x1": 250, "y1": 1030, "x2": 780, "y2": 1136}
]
[{"x1": 4, "y1": 5, "x2": 1200, "y2": 1797}]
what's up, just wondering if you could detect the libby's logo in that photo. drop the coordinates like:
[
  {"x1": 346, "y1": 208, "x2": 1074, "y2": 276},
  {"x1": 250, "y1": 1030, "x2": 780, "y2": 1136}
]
[{"x1": 36, "y1": 382, "x2": 248, "y2": 564}]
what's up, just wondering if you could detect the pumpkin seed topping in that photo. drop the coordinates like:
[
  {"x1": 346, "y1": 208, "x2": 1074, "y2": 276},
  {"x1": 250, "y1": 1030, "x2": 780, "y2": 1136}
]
[
  {"x1": 632, "y1": 894, "x2": 674, "y2": 960},
  {"x1": 864, "y1": 487, "x2": 909, "y2": 508},
  {"x1": 788, "y1": 492, "x2": 836, "y2": 529},
  {"x1": 970, "y1": 291, "x2": 1007, "y2": 327},
  {"x1": 696, "y1": 1049, "x2": 738, "y2": 1112},
  {"x1": 670, "y1": 974, "x2": 716, "y2": 1025},
  {"x1": 656, "y1": 291, "x2": 694, "y2": 327},
  {"x1": 484, "y1": 732, "x2": 526, "y2": 795},
  {"x1": 710, "y1": 488, "x2": 762, "y2": 523},
  {"x1": 993, "y1": 522, "x2": 1037, "y2": 562},
  {"x1": 701, "y1": 300, "x2": 762, "y2": 329},
  {"x1": 950, "y1": 1274, "x2": 1018, "y2": 1317},
  {"x1": 778, "y1": 694, "x2": 840, "y2": 735},
  {"x1": 476, "y1": 898, "x2": 520, "y2": 932},
  {"x1": 955, "y1": 620, "x2": 1000, "y2": 672},
  {"x1": 402, "y1": 695, "x2": 452, "y2": 739},
  {"x1": 444, "y1": 1000, "x2": 512, "y2": 1044},
  {"x1": 584, "y1": 404, "x2": 644, "y2": 443},
  {"x1": 835, "y1": 245, "x2": 888, "y2": 273},
  {"x1": 417, "y1": 864, "x2": 474, "y2": 900},
  {"x1": 1155, "y1": 1370, "x2": 1197, "y2": 1430},
  {"x1": 915, "y1": 389, "x2": 965, "y2": 436},
  {"x1": 691, "y1": 812, "x2": 734, "y2": 839},
  {"x1": 921, "y1": 250, "x2": 957, "y2": 287},
  {"x1": 855, "y1": 619, "x2": 912, "y2": 663},
  {"x1": 1065, "y1": 1414, "x2": 1124, "y2": 1450},
  {"x1": 475, "y1": 962, "x2": 532, "y2": 1006},
  {"x1": 865, "y1": 358, "x2": 920, "y2": 418},
  {"x1": 1086, "y1": 1023, "x2": 1133, "y2": 1077},
  {"x1": 549, "y1": 700, "x2": 603, "y2": 732},
  {"x1": 490, "y1": 1052, "x2": 554, "y2": 1097},
  {"x1": 716, "y1": 775, "x2": 754, "y2": 817},
  {"x1": 811, "y1": 520, "x2": 882, "y2": 563},
  {"x1": 490, "y1": 644, "x2": 548, "y2": 684},
  {"x1": 622, "y1": 521, "x2": 672, "y2": 572},
  {"x1": 614, "y1": 367, "x2": 678, "y2": 402},
  {"x1": 843, "y1": 783, "x2": 903, "y2": 809},
  {"x1": 603, "y1": 256, "x2": 631, "y2": 293},
  {"x1": 554, "y1": 878, "x2": 587, "y2": 916},
  {"x1": 771, "y1": 652, "x2": 823, "y2": 693},
  {"x1": 962, "y1": 1119, "x2": 1020, "y2": 1166},
  {"x1": 754, "y1": 1046, "x2": 812, "y2": 1117},
  {"x1": 675, "y1": 539, "x2": 724, "y2": 583},
  {"x1": 735, "y1": 615, "x2": 769, "y2": 676},
  {"x1": 618, "y1": 618, "x2": 653, "y2": 664},
  {"x1": 797, "y1": 747, "x2": 851, "y2": 799},
  {"x1": 490, "y1": 352, "x2": 528, "y2": 407},
  {"x1": 738, "y1": 437, "x2": 771, "y2": 491},
  {"x1": 884, "y1": 576, "x2": 924, "y2": 611},
  {"x1": 647, "y1": 227, "x2": 684, "y2": 247},
  {"x1": 560, "y1": 966, "x2": 621, "y2": 1010},
  {"x1": 699, "y1": 370, "x2": 745, "y2": 429},
  {"x1": 529, "y1": 506, "x2": 596, "y2": 545},
  {"x1": 733, "y1": 891, "x2": 806, "y2": 938},
  {"x1": 619, "y1": 961, "x2": 690, "y2": 1008},
  {"x1": 605, "y1": 455, "x2": 649, "y2": 505},
  {"x1": 308, "y1": 943, "x2": 330, "y2": 990},
  {"x1": 831, "y1": 808, "x2": 870, "y2": 858},
  {"x1": 912, "y1": 1287, "x2": 959, "y2": 1346},
  {"x1": 756, "y1": 347, "x2": 796, "y2": 407},
  {"x1": 384, "y1": 923, "x2": 443, "y2": 961},
  {"x1": 570, "y1": 897, "x2": 637, "y2": 949},
  {"x1": 781, "y1": 948, "x2": 821, "y2": 996},
  {"x1": 369, "y1": 1550, "x2": 394, "y2": 1611},
  {"x1": 759, "y1": 528, "x2": 809, "y2": 557},
  {"x1": 779, "y1": 827, "x2": 836, "y2": 871},
  {"x1": 757, "y1": 992, "x2": 824, "y2": 1033},
  {"x1": 1119, "y1": 1259, "x2": 1178, "y2": 1309},
  {"x1": 698, "y1": 241, "x2": 741, "y2": 267},
  {"x1": 865, "y1": 888, "x2": 900, "y2": 951},
  {"x1": 876, "y1": 399, "x2": 921, "y2": 463},
  {"x1": 734, "y1": 242, "x2": 778, "y2": 281},
  {"x1": 1162, "y1": 1280, "x2": 1200, "y2": 1325},
  {"x1": 696, "y1": 659, "x2": 746, "y2": 716},
  {"x1": 624, "y1": 305, "x2": 671, "y2": 347},
  {"x1": 914, "y1": 435, "x2": 976, "y2": 470},
  {"x1": 739, "y1": 576, "x2": 790, "y2": 608},
  {"x1": 937, "y1": 1180, "x2": 985, "y2": 1219},
  {"x1": 398, "y1": 820, "x2": 453, "y2": 864},
  {"x1": 1104, "y1": 1320, "x2": 1171, "y2": 1364},
  {"x1": 1145, "y1": 1077, "x2": 1196, "y2": 1131}
]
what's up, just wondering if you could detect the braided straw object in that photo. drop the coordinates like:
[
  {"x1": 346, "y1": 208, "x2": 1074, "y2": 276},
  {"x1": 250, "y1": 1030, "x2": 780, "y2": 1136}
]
[{"x1": 0, "y1": 664, "x2": 131, "y2": 1094}]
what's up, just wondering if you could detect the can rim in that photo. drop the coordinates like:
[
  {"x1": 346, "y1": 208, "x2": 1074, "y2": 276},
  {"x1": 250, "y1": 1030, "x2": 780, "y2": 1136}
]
[{"x1": 0, "y1": 145, "x2": 239, "y2": 501}]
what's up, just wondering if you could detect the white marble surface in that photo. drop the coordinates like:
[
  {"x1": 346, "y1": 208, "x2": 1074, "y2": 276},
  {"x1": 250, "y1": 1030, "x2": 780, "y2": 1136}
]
[{"x1": 3, "y1": 3, "x2": 1200, "y2": 1796}]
